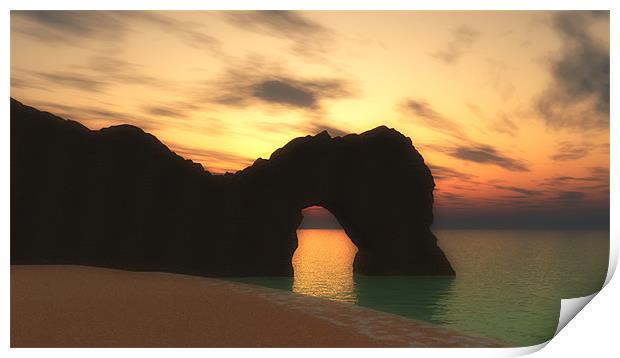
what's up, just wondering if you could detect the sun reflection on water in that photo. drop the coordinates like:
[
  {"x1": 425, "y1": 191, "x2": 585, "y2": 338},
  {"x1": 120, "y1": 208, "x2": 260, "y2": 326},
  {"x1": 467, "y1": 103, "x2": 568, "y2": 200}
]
[{"x1": 292, "y1": 229, "x2": 359, "y2": 303}]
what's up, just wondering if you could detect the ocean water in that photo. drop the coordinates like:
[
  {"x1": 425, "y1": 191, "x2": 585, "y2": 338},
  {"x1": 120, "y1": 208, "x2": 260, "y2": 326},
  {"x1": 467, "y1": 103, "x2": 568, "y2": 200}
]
[{"x1": 231, "y1": 229, "x2": 609, "y2": 347}]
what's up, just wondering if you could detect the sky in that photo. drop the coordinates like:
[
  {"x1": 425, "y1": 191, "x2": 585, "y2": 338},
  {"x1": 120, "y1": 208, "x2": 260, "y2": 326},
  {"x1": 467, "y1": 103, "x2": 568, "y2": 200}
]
[{"x1": 10, "y1": 11, "x2": 610, "y2": 229}]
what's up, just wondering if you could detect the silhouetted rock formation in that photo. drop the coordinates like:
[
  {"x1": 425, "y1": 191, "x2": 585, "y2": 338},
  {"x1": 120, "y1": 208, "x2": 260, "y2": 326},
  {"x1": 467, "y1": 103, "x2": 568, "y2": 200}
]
[{"x1": 11, "y1": 98, "x2": 455, "y2": 276}]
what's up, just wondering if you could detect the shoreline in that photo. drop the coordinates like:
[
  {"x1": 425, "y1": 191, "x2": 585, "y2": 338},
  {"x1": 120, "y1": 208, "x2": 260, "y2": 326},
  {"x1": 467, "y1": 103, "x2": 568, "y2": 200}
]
[{"x1": 11, "y1": 265, "x2": 503, "y2": 348}]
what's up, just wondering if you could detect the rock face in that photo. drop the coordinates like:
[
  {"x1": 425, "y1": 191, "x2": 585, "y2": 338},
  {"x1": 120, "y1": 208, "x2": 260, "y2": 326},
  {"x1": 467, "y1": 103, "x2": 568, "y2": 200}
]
[{"x1": 10, "y1": 99, "x2": 455, "y2": 276}]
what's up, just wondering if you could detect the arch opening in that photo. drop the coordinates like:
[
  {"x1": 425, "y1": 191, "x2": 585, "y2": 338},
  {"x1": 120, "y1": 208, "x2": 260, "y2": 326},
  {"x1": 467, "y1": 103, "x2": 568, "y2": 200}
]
[{"x1": 291, "y1": 206, "x2": 359, "y2": 302}]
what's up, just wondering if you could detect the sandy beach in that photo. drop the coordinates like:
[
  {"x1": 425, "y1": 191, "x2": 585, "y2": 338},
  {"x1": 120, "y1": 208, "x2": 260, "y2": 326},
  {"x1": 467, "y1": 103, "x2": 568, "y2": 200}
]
[{"x1": 11, "y1": 265, "x2": 503, "y2": 348}]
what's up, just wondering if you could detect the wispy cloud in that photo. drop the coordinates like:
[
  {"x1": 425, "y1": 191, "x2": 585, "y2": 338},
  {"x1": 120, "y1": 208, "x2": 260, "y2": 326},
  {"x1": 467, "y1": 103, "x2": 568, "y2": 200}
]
[
  {"x1": 435, "y1": 191, "x2": 469, "y2": 207},
  {"x1": 139, "y1": 99, "x2": 204, "y2": 121},
  {"x1": 143, "y1": 105, "x2": 188, "y2": 118},
  {"x1": 466, "y1": 103, "x2": 521, "y2": 137},
  {"x1": 556, "y1": 190, "x2": 586, "y2": 202},
  {"x1": 590, "y1": 166, "x2": 609, "y2": 177},
  {"x1": 253, "y1": 80, "x2": 324, "y2": 109},
  {"x1": 309, "y1": 123, "x2": 349, "y2": 137},
  {"x1": 217, "y1": 76, "x2": 352, "y2": 111},
  {"x1": 540, "y1": 166, "x2": 609, "y2": 190},
  {"x1": 550, "y1": 142, "x2": 589, "y2": 161},
  {"x1": 28, "y1": 101, "x2": 148, "y2": 128},
  {"x1": 16, "y1": 54, "x2": 170, "y2": 94},
  {"x1": 253, "y1": 120, "x2": 350, "y2": 138},
  {"x1": 33, "y1": 71, "x2": 106, "y2": 92},
  {"x1": 541, "y1": 176, "x2": 596, "y2": 186},
  {"x1": 401, "y1": 99, "x2": 466, "y2": 139},
  {"x1": 12, "y1": 11, "x2": 221, "y2": 52},
  {"x1": 428, "y1": 164, "x2": 474, "y2": 181},
  {"x1": 224, "y1": 11, "x2": 334, "y2": 59},
  {"x1": 485, "y1": 59, "x2": 517, "y2": 101},
  {"x1": 448, "y1": 144, "x2": 529, "y2": 172},
  {"x1": 84, "y1": 56, "x2": 160, "y2": 86},
  {"x1": 12, "y1": 11, "x2": 127, "y2": 42},
  {"x1": 11, "y1": 75, "x2": 45, "y2": 90},
  {"x1": 432, "y1": 25, "x2": 479, "y2": 64},
  {"x1": 205, "y1": 58, "x2": 355, "y2": 113},
  {"x1": 169, "y1": 143, "x2": 255, "y2": 174},
  {"x1": 489, "y1": 113, "x2": 519, "y2": 137},
  {"x1": 493, "y1": 185, "x2": 543, "y2": 197},
  {"x1": 537, "y1": 11, "x2": 609, "y2": 129},
  {"x1": 423, "y1": 140, "x2": 529, "y2": 172}
]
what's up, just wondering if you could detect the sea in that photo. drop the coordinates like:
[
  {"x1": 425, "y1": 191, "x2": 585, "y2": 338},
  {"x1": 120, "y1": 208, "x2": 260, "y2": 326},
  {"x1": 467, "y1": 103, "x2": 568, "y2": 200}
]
[{"x1": 230, "y1": 229, "x2": 609, "y2": 347}]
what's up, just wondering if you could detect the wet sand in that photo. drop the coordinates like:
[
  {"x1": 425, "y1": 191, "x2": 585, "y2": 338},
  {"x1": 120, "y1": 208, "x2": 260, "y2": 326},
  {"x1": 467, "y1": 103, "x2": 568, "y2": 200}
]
[{"x1": 11, "y1": 265, "x2": 503, "y2": 347}]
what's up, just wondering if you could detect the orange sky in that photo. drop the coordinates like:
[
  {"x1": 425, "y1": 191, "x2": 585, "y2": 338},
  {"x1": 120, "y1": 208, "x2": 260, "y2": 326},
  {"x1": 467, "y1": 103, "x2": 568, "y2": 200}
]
[{"x1": 10, "y1": 11, "x2": 610, "y2": 228}]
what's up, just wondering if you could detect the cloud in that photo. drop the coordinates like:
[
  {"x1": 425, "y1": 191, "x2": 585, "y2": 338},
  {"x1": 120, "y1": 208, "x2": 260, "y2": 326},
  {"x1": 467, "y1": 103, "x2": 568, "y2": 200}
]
[
  {"x1": 12, "y1": 11, "x2": 220, "y2": 52},
  {"x1": 84, "y1": 56, "x2": 160, "y2": 86},
  {"x1": 309, "y1": 123, "x2": 349, "y2": 137},
  {"x1": 253, "y1": 120, "x2": 350, "y2": 138},
  {"x1": 541, "y1": 176, "x2": 593, "y2": 186},
  {"x1": 34, "y1": 71, "x2": 106, "y2": 92},
  {"x1": 466, "y1": 104, "x2": 520, "y2": 137},
  {"x1": 424, "y1": 141, "x2": 528, "y2": 172},
  {"x1": 557, "y1": 190, "x2": 586, "y2": 201},
  {"x1": 226, "y1": 10, "x2": 325, "y2": 37},
  {"x1": 494, "y1": 185, "x2": 543, "y2": 197},
  {"x1": 253, "y1": 80, "x2": 318, "y2": 108},
  {"x1": 550, "y1": 142, "x2": 589, "y2": 161},
  {"x1": 436, "y1": 191, "x2": 468, "y2": 206},
  {"x1": 169, "y1": 143, "x2": 255, "y2": 174},
  {"x1": 432, "y1": 25, "x2": 479, "y2": 64},
  {"x1": 434, "y1": 190, "x2": 471, "y2": 208},
  {"x1": 27, "y1": 100, "x2": 154, "y2": 130},
  {"x1": 32, "y1": 99, "x2": 230, "y2": 139},
  {"x1": 12, "y1": 11, "x2": 127, "y2": 42},
  {"x1": 401, "y1": 99, "x2": 466, "y2": 139},
  {"x1": 16, "y1": 55, "x2": 167, "y2": 94},
  {"x1": 220, "y1": 77, "x2": 351, "y2": 111},
  {"x1": 485, "y1": 59, "x2": 517, "y2": 101},
  {"x1": 11, "y1": 75, "x2": 45, "y2": 90},
  {"x1": 537, "y1": 11, "x2": 609, "y2": 129},
  {"x1": 589, "y1": 166, "x2": 609, "y2": 177},
  {"x1": 30, "y1": 101, "x2": 128, "y2": 120},
  {"x1": 405, "y1": 99, "x2": 442, "y2": 120},
  {"x1": 448, "y1": 144, "x2": 529, "y2": 172},
  {"x1": 208, "y1": 60, "x2": 354, "y2": 112},
  {"x1": 428, "y1": 164, "x2": 474, "y2": 181},
  {"x1": 540, "y1": 166, "x2": 609, "y2": 189},
  {"x1": 224, "y1": 11, "x2": 334, "y2": 58},
  {"x1": 23, "y1": 65, "x2": 154, "y2": 94},
  {"x1": 441, "y1": 192, "x2": 466, "y2": 201},
  {"x1": 143, "y1": 105, "x2": 187, "y2": 118},
  {"x1": 489, "y1": 113, "x2": 519, "y2": 136},
  {"x1": 141, "y1": 102, "x2": 227, "y2": 135}
]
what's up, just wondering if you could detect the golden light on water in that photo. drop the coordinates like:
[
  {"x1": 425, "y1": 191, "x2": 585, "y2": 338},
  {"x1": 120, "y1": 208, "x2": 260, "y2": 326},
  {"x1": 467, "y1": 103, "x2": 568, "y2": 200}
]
[{"x1": 292, "y1": 229, "x2": 359, "y2": 303}]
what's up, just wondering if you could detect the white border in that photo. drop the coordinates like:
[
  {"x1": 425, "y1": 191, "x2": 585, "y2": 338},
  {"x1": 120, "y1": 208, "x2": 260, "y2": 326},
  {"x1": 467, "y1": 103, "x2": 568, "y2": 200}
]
[
  {"x1": 0, "y1": 0, "x2": 615, "y2": 11},
  {"x1": 2, "y1": 1, "x2": 617, "y2": 357}
]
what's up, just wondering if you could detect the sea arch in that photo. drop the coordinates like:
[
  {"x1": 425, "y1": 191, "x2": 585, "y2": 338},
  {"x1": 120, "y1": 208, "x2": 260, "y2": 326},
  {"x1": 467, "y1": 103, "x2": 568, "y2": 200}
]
[{"x1": 232, "y1": 128, "x2": 455, "y2": 276}]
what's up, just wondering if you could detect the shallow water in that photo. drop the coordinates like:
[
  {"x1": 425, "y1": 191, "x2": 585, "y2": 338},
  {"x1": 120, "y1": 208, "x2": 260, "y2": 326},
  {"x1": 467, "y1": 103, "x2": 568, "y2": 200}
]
[{"x1": 232, "y1": 229, "x2": 609, "y2": 347}]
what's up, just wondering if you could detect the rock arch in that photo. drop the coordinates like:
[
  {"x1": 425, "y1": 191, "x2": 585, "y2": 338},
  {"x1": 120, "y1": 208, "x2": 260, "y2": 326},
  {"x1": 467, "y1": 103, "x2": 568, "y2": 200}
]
[
  {"x1": 231, "y1": 128, "x2": 455, "y2": 276},
  {"x1": 11, "y1": 99, "x2": 455, "y2": 277}
]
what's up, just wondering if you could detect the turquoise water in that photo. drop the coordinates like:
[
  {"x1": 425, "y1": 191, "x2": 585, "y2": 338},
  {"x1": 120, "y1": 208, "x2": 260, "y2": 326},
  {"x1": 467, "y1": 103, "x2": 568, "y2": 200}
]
[{"x1": 231, "y1": 229, "x2": 609, "y2": 347}]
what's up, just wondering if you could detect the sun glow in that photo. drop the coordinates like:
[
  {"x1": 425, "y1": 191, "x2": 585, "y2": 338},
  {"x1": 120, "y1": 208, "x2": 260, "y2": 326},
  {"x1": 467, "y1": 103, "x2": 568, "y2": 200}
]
[
  {"x1": 10, "y1": 11, "x2": 609, "y2": 227},
  {"x1": 292, "y1": 229, "x2": 358, "y2": 303}
]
